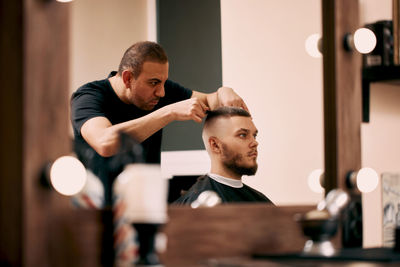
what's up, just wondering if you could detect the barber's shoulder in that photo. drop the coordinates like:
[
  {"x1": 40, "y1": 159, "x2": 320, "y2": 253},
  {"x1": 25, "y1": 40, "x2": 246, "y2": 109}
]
[{"x1": 73, "y1": 79, "x2": 110, "y2": 98}]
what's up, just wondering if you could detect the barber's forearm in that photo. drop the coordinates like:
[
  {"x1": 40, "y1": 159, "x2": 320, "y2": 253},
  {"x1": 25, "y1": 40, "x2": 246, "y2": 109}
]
[
  {"x1": 83, "y1": 108, "x2": 174, "y2": 157},
  {"x1": 112, "y1": 106, "x2": 174, "y2": 143},
  {"x1": 113, "y1": 97, "x2": 209, "y2": 144},
  {"x1": 82, "y1": 98, "x2": 210, "y2": 157}
]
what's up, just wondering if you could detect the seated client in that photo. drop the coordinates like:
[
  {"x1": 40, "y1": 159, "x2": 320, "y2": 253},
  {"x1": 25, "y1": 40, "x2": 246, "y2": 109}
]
[{"x1": 174, "y1": 106, "x2": 273, "y2": 204}]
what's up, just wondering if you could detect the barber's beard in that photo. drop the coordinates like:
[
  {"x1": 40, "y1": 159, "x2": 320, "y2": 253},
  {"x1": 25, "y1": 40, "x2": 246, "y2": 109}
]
[{"x1": 221, "y1": 144, "x2": 258, "y2": 176}]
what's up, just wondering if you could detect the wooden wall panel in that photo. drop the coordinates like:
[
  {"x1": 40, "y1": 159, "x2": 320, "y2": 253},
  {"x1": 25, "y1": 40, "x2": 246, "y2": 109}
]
[
  {"x1": 23, "y1": 0, "x2": 71, "y2": 266},
  {"x1": 0, "y1": 0, "x2": 88, "y2": 266},
  {"x1": 322, "y1": 0, "x2": 362, "y2": 192},
  {"x1": 161, "y1": 204, "x2": 314, "y2": 266},
  {"x1": 0, "y1": 1, "x2": 24, "y2": 266}
]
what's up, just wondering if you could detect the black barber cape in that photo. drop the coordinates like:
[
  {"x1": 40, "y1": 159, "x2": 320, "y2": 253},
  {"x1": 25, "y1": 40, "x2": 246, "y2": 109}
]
[{"x1": 174, "y1": 175, "x2": 273, "y2": 205}]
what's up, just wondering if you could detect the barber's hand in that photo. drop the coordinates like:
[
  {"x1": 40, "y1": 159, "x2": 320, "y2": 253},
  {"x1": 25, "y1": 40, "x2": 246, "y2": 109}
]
[
  {"x1": 217, "y1": 87, "x2": 249, "y2": 112},
  {"x1": 170, "y1": 98, "x2": 209, "y2": 123}
]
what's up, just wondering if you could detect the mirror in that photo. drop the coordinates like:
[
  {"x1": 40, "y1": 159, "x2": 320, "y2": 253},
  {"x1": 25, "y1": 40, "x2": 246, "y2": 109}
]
[{"x1": 69, "y1": 0, "x2": 323, "y2": 206}]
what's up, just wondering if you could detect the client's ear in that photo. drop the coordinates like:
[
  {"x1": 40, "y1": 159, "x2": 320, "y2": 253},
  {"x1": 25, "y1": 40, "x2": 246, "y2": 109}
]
[{"x1": 209, "y1": 137, "x2": 222, "y2": 154}]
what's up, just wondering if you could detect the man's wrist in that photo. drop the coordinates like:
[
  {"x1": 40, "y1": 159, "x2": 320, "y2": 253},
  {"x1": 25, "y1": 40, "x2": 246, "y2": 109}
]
[{"x1": 206, "y1": 91, "x2": 219, "y2": 110}]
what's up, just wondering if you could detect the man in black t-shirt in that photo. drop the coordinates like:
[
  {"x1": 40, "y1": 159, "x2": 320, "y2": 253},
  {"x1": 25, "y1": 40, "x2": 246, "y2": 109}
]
[
  {"x1": 174, "y1": 107, "x2": 273, "y2": 205},
  {"x1": 70, "y1": 41, "x2": 248, "y2": 205}
]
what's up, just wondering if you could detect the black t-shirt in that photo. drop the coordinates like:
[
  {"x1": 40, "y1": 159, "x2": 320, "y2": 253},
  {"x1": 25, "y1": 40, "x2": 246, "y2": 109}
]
[
  {"x1": 174, "y1": 175, "x2": 274, "y2": 205},
  {"x1": 70, "y1": 72, "x2": 192, "y2": 204}
]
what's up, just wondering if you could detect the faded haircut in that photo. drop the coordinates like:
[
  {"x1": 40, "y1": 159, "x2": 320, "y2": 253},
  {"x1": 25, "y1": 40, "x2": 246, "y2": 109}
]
[
  {"x1": 117, "y1": 41, "x2": 168, "y2": 78},
  {"x1": 204, "y1": 107, "x2": 251, "y2": 126}
]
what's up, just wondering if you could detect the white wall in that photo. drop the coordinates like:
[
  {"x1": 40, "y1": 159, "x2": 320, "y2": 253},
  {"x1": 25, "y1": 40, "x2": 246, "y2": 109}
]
[
  {"x1": 359, "y1": 0, "x2": 399, "y2": 248},
  {"x1": 220, "y1": 0, "x2": 324, "y2": 205},
  {"x1": 69, "y1": 0, "x2": 154, "y2": 94}
]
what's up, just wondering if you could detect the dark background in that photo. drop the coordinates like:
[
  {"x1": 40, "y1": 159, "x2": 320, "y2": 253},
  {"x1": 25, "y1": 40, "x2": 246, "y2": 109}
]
[{"x1": 157, "y1": 0, "x2": 222, "y2": 151}]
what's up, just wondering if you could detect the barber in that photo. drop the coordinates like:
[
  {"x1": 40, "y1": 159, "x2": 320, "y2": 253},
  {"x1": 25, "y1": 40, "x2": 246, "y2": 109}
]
[{"x1": 70, "y1": 41, "x2": 248, "y2": 206}]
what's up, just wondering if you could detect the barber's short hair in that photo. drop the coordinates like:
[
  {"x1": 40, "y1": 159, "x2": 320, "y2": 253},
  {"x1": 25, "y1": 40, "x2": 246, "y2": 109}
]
[
  {"x1": 204, "y1": 107, "x2": 251, "y2": 126},
  {"x1": 117, "y1": 41, "x2": 168, "y2": 78}
]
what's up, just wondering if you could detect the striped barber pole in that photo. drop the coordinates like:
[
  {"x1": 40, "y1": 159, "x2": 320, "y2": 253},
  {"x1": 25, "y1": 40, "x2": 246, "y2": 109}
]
[
  {"x1": 70, "y1": 170, "x2": 139, "y2": 266},
  {"x1": 113, "y1": 196, "x2": 139, "y2": 266}
]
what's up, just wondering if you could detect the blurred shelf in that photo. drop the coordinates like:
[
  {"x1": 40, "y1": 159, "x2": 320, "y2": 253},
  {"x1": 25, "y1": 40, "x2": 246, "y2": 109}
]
[{"x1": 362, "y1": 65, "x2": 400, "y2": 122}]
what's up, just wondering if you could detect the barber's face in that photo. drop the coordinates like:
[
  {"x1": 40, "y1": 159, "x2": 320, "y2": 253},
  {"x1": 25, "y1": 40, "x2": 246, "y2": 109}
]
[
  {"x1": 129, "y1": 61, "x2": 168, "y2": 110},
  {"x1": 219, "y1": 116, "x2": 259, "y2": 176}
]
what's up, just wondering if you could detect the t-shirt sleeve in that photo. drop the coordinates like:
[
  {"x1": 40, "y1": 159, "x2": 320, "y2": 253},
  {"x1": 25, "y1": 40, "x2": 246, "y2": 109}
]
[
  {"x1": 70, "y1": 87, "x2": 106, "y2": 137},
  {"x1": 162, "y1": 79, "x2": 193, "y2": 105}
]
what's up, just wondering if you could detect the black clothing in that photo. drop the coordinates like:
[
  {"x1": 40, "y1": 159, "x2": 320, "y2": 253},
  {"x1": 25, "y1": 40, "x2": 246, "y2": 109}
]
[
  {"x1": 70, "y1": 72, "x2": 192, "y2": 205},
  {"x1": 174, "y1": 175, "x2": 273, "y2": 205}
]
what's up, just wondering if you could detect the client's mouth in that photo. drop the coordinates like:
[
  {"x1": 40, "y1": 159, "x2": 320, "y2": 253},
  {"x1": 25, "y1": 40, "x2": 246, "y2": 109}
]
[{"x1": 248, "y1": 151, "x2": 258, "y2": 157}]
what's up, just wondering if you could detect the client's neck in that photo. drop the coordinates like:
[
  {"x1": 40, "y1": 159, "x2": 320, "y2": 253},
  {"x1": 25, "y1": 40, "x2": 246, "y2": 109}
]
[{"x1": 210, "y1": 163, "x2": 242, "y2": 180}]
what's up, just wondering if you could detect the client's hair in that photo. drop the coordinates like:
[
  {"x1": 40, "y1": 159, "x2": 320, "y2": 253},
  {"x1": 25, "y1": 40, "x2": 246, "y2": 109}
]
[{"x1": 204, "y1": 107, "x2": 250, "y2": 126}]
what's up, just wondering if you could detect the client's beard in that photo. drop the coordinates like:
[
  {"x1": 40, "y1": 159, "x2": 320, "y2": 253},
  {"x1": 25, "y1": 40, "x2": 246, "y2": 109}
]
[
  {"x1": 224, "y1": 161, "x2": 258, "y2": 176},
  {"x1": 222, "y1": 144, "x2": 258, "y2": 176}
]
